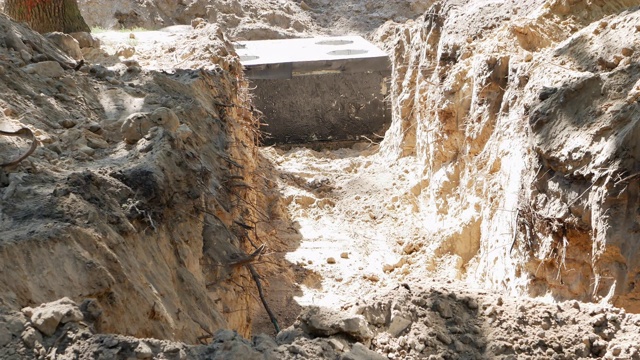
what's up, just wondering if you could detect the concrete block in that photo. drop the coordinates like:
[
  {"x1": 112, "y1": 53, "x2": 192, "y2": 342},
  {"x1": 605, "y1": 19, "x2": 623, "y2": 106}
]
[{"x1": 237, "y1": 36, "x2": 391, "y2": 145}]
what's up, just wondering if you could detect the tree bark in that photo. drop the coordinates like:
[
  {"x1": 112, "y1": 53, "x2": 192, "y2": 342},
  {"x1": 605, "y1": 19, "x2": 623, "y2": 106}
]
[{"x1": 4, "y1": 0, "x2": 90, "y2": 34}]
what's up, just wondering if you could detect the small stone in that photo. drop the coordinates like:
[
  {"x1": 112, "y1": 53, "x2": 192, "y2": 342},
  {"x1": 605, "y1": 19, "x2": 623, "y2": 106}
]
[
  {"x1": 288, "y1": 344, "x2": 308, "y2": 356},
  {"x1": 592, "y1": 313, "x2": 607, "y2": 327},
  {"x1": 382, "y1": 264, "x2": 395, "y2": 272},
  {"x1": 436, "y1": 331, "x2": 452, "y2": 345},
  {"x1": 24, "y1": 61, "x2": 65, "y2": 78},
  {"x1": 86, "y1": 135, "x2": 109, "y2": 149},
  {"x1": 340, "y1": 252, "x2": 349, "y2": 259},
  {"x1": 30, "y1": 298, "x2": 84, "y2": 337},
  {"x1": 60, "y1": 119, "x2": 77, "y2": 128},
  {"x1": 611, "y1": 346, "x2": 622, "y2": 356},
  {"x1": 21, "y1": 326, "x2": 42, "y2": 348},
  {"x1": 78, "y1": 145, "x2": 95, "y2": 156},
  {"x1": 87, "y1": 122, "x2": 102, "y2": 133},
  {"x1": 135, "y1": 341, "x2": 153, "y2": 359},
  {"x1": 622, "y1": 47, "x2": 634, "y2": 57},
  {"x1": 116, "y1": 45, "x2": 136, "y2": 58},
  {"x1": 191, "y1": 18, "x2": 207, "y2": 28},
  {"x1": 150, "y1": 107, "x2": 180, "y2": 132},
  {"x1": 0, "y1": 65, "x2": 5, "y2": 76},
  {"x1": 69, "y1": 32, "x2": 99, "y2": 49},
  {"x1": 20, "y1": 49, "x2": 32, "y2": 62},
  {"x1": 387, "y1": 316, "x2": 412, "y2": 337},
  {"x1": 342, "y1": 343, "x2": 387, "y2": 360},
  {"x1": 364, "y1": 274, "x2": 379, "y2": 282},
  {"x1": 45, "y1": 32, "x2": 83, "y2": 60},
  {"x1": 299, "y1": 1, "x2": 312, "y2": 11},
  {"x1": 121, "y1": 112, "x2": 152, "y2": 144},
  {"x1": 466, "y1": 298, "x2": 478, "y2": 310},
  {"x1": 524, "y1": 52, "x2": 533, "y2": 62},
  {"x1": 572, "y1": 301, "x2": 580, "y2": 310},
  {"x1": 433, "y1": 299, "x2": 453, "y2": 318},
  {"x1": 328, "y1": 338, "x2": 345, "y2": 351},
  {"x1": 327, "y1": 257, "x2": 336, "y2": 264}
]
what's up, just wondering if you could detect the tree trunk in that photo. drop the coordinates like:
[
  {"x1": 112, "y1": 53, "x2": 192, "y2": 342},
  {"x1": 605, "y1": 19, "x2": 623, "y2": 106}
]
[{"x1": 4, "y1": 0, "x2": 90, "y2": 34}]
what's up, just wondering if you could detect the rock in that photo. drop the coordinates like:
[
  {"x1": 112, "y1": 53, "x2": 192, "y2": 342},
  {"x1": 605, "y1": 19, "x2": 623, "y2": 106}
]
[
  {"x1": 253, "y1": 334, "x2": 277, "y2": 352},
  {"x1": 23, "y1": 61, "x2": 65, "y2": 78},
  {"x1": 86, "y1": 134, "x2": 109, "y2": 149},
  {"x1": 69, "y1": 32, "x2": 100, "y2": 49},
  {"x1": 87, "y1": 122, "x2": 103, "y2": 133},
  {"x1": 287, "y1": 344, "x2": 308, "y2": 356},
  {"x1": 299, "y1": 1, "x2": 312, "y2": 11},
  {"x1": 79, "y1": 299, "x2": 103, "y2": 322},
  {"x1": 328, "y1": 338, "x2": 345, "y2": 351},
  {"x1": 621, "y1": 47, "x2": 634, "y2": 57},
  {"x1": 191, "y1": 18, "x2": 207, "y2": 28},
  {"x1": 327, "y1": 257, "x2": 336, "y2": 264},
  {"x1": 436, "y1": 331, "x2": 452, "y2": 345},
  {"x1": 20, "y1": 326, "x2": 42, "y2": 348},
  {"x1": 149, "y1": 107, "x2": 180, "y2": 132},
  {"x1": 79, "y1": 145, "x2": 96, "y2": 156},
  {"x1": 538, "y1": 86, "x2": 557, "y2": 101},
  {"x1": 359, "y1": 302, "x2": 389, "y2": 326},
  {"x1": 116, "y1": 45, "x2": 136, "y2": 58},
  {"x1": 387, "y1": 316, "x2": 412, "y2": 337},
  {"x1": 340, "y1": 252, "x2": 349, "y2": 259},
  {"x1": 433, "y1": 299, "x2": 453, "y2": 318},
  {"x1": 135, "y1": 341, "x2": 153, "y2": 359},
  {"x1": 299, "y1": 306, "x2": 373, "y2": 343},
  {"x1": 466, "y1": 298, "x2": 479, "y2": 310},
  {"x1": 363, "y1": 274, "x2": 380, "y2": 282},
  {"x1": 571, "y1": 301, "x2": 580, "y2": 310},
  {"x1": 59, "y1": 119, "x2": 77, "y2": 128},
  {"x1": 45, "y1": 32, "x2": 83, "y2": 60},
  {"x1": 121, "y1": 112, "x2": 152, "y2": 144},
  {"x1": 20, "y1": 49, "x2": 32, "y2": 62},
  {"x1": 29, "y1": 297, "x2": 83, "y2": 336},
  {"x1": 0, "y1": 65, "x2": 5, "y2": 76},
  {"x1": 214, "y1": 329, "x2": 236, "y2": 342},
  {"x1": 276, "y1": 326, "x2": 308, "y2": 344},
  {"x1": 341, "y1": 343, "x2": 386, "y2": 360},
  {"x1": 592, "y1": 313, "x2": 607, "y2": 327}
]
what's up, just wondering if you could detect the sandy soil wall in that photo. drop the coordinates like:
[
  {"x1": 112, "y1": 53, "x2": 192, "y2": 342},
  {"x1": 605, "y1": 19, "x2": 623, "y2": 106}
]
[
  {"x1": 0, "y1": 16, "x2": 283, "y2": 342},
  {"x1": 377, "y1": 0, "x2": 640, "y2": 311}
]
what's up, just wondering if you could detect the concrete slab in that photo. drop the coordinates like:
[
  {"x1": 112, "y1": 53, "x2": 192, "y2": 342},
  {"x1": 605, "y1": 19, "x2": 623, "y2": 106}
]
[{"x1": 236, "y1": 36, "x2": 391, "y2": 145}]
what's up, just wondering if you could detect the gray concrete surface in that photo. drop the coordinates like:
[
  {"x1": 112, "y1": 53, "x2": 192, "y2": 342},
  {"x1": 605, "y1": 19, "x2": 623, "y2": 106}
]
[{"x1": 236, "y1": 36, "x2": 391, "y2": 145}]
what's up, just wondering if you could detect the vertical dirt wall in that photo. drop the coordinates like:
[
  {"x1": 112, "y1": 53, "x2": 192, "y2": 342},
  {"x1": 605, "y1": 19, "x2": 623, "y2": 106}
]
[
  {"x1": 377, "y1": 0, "x2": 640, "y2": 311},
  {"x1": 0, "y1": 16, "x2": 282, "y2": 341}
]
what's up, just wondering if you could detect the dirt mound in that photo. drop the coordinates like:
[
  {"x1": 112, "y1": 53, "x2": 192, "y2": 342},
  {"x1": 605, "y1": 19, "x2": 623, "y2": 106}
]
[
  {"x1": 76, "y1": 0, "x2": 319, "y2": 40},
  {"x1": 5, "y1": 281, "x2": 640, "y2": 359},
  {"x1": 0, "y1": 13, "x2": 288, "y2": 343}
]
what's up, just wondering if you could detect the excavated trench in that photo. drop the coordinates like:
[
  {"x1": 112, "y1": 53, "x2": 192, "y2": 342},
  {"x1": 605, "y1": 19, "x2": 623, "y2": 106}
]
[{"x1": 2, "y1": 0, "x2": 640, "y2": 359}]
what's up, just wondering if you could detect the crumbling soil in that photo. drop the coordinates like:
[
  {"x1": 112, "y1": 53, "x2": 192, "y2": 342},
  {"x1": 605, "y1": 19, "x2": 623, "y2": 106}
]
[{"x1": 2, "y1": 0, "x2": 640, "y2": 359}]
